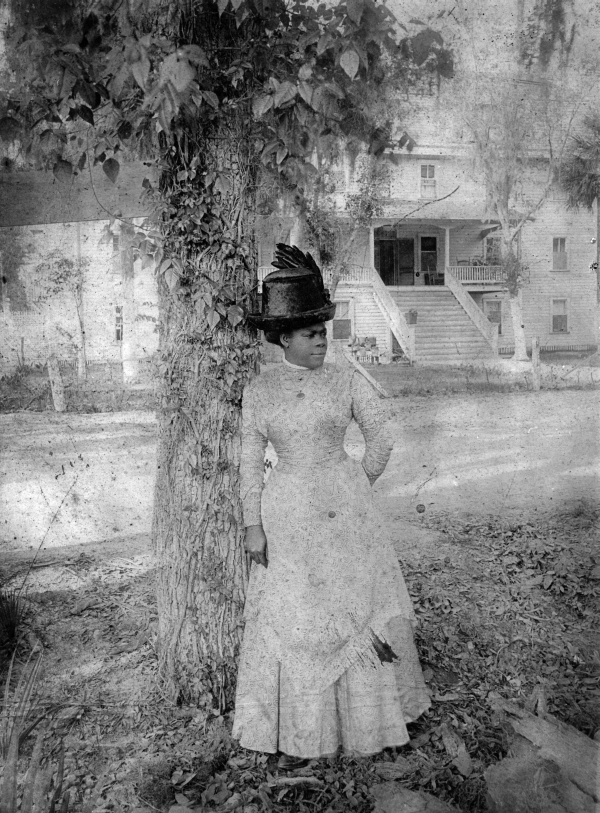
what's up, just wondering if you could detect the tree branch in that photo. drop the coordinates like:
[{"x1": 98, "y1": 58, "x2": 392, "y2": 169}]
[{"x1": 393, "y1": 185, "x2": 461, "y2": 224}]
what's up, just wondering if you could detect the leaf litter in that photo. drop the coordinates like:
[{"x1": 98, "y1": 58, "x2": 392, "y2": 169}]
[{"x1": 0, "y1": 501, "x2": 598, "y2": 813}]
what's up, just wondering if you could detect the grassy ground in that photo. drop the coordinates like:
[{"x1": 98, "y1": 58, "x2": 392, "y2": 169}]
[
  {"x1": 0, "y1": 364, "x2": 155, "y2": 413},
  {"x1": 1, "y1": 501, "x2": 598, "y2": 813}
]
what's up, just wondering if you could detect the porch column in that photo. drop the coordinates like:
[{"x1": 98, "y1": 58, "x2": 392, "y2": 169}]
[
  {"x1": 369, "y1": 225, "x2": 375, "y2": 269},
  {"x1": 444, "y1": 226, "x2": 451, "y2": 271}
]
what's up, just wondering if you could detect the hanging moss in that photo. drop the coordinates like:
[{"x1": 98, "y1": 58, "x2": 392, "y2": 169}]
[{"x1": 520, "y1": 0, "x2": 576, "y2": 69}]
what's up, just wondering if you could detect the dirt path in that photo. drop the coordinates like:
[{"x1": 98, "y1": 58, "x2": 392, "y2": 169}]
[
  {"x1": 1, "y1": 389, "x2": 598, "y2": 565},
  {"x1": 1, "y1": 391, "x2": 598, "y2": 813}
]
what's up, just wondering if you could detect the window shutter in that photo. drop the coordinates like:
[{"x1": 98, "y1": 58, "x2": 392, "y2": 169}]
[
  {"x1": 552, "y1": 315, "x2": 568, "y2": 333},
  {"x1": 332, "y1": 319, "x2": 352, "y2": 339},
  {"x1": 553, "y1": 252, "x2": 568, "y2": 270}
]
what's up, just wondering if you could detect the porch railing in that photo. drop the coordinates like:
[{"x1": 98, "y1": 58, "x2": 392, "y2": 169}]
[
  {"x1": 448, "y1": 265, "x2": 506, "y2": 284},
  {"x1": 257, "y1": 264, "x2": 373, "y2": 291},
  {"x1": 444, "y1": 267, "x2": 499, "y2": 354},
  {"x1": 370, "y1": 267, "x2": 416, "y2": 363}
]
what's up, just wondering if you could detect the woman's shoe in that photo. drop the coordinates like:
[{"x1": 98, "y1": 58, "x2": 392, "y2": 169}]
[{"x1": 277, "y1": 753, "x2": 309, "y2": 770}]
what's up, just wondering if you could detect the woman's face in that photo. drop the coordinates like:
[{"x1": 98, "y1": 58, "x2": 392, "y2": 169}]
[{"x1": 282, "y1": 322, "x2": 328, "y2": 369}]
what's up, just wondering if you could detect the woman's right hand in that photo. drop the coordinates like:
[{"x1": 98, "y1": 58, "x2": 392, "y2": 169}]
[{"x1": 245, "y1": 525, "x2": 268, "y2": 568}]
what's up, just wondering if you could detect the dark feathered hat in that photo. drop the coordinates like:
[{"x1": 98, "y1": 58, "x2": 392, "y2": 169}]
[{"x1": 247, "y1": 244, "x2": 336, "y2": 332}]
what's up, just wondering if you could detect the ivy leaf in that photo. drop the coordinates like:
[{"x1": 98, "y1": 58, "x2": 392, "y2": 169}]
[
  {"x1": 252, "y1": 94, "x2": 273, "y2": 118},
  {"x1": 74, "y1": 80, "x2": 101, "y2": 109},
  {"x1": 131, "y1": 56, "x2": 150, "y2": 90},
  {"x1": 117, "y1": 120, "x2": 133, "y2": 140},
  {"x1": 340, "y1": 48, "x2": 360, "y2": 79},
  {"x1": 346, "y1": 0, "x2": 364, "y2": 24},
  {"x1": 298, "y1": 81, "x2": 313, "y2": 105},
  {"x1": 110, "y1": 63, "x2": 130, "y2": 98},
  {"x1": 206, "y1": 308, "x2": 221, "y2": 329},
  {"x1": 203, "y1": 91, "x2": 219, "y2": 109},
  {"x1": 316, "y1": 33, "x2": 332, "y2": 55},
  {"x1": 273, "y1": 81, "x2": 297, "y2": 108},
  {"x1": 53, "y1": 158, "x2": 73, "y2": 184},
  {"x1": 164, "y1": 266, "x2": 179, "y2": 291},
  {"x1": 178, "y1": 45, "x2": 209, "y2": 68},
  {"x1": 0, "y1": 116, "x2": 21, "y2": 141},
  {"x1": 160, "y1": 53, "x2": 196, "y2": 93},
  {"x1": 102, "y1": 157, "x2": 120, "y2": 183},
  {"x1": 276, "y1": 146, "x2": 288, "y2": 164},
  {"x1": 218, "y1": 0, "x2": 229, "y2": 15},
  {"x1": 214, "y1": 174, "x2": 232, "y2": 196},
  {"x1": 78, "y1": 105, "x2": 95, "y2": 125}
]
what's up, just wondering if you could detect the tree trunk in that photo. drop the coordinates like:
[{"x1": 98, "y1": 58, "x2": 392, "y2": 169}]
[
  {"x1": 508, "y1": 289, "x2": 528, "y2": 361},
  {"x1": 74, "y1": 293, "x2": 87, "y2": 381},
  {"x1": 47, "y1": 354, "x2": 66, "y2": 412},
  {"x1": 120, "y1": 233, "x2": 139, "y2": 383},
  {"x1": 153, "y1": 122, "x2": 259, "y2": 709},
  {"x1": 596, "y1": 199, "x2": 599, "y2": 304}
]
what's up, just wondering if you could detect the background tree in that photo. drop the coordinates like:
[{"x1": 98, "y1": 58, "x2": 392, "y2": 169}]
[
  {"x1": 440, "y1": 0, "x2": 599, "y2": 362},
  {"x1": 1, "y1": 0, "x2": 444, "y2": 707},
  {"x1": 462, "y1": 77, "x2": 584, "y2": 361},
  {"x1": 559, "y1": 113, "x2": 600, "y2": 303},
  {"x1": 33, "y1": 250, "x2": 90, "y2": 380}
]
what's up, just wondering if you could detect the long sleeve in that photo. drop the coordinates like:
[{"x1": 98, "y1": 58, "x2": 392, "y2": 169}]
[
  {"x1": 350, "y1": 371, "x2": 393, "y2": 484},
  {"x1": 240, "y1": 381, "x2": 268, "y2": 527}
]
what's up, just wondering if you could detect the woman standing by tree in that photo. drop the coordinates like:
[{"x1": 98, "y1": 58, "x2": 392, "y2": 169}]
[{"x1": 233, "y1": 245, "x2": 430, "y2": 768}]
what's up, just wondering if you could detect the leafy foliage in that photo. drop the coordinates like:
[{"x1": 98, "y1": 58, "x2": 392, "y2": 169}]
[{"x1": 559, "y1": 112, "x2": 600, "y2": 211}]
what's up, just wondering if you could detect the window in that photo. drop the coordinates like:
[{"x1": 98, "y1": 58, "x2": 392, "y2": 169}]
[
  {"x1": 115, "y1": 306, "x2": 123, "y2": 341},
  {"x1": 484, "y1": 234, "x2": 502, "y2": 264},
  {"x1": 552, "y1": 237, "x2": 568, "y2": 271},
  {"x1": 420, "y1": 165, "x2": 436, "y2": 199},
  {"x1": 552, "y1": 299, "x2": 568, "y2": 333},
  {"x1": 484, "y1": 300, "x2": 502, "y2": 335},
  {"x1": 332, "y1": 300, "x2": 352, "y2": 339}
]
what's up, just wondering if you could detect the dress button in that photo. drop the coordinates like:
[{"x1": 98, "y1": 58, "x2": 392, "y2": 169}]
[
  {"x1": 297, "y1": 392, "x2": 305, "y2": 399},
  {"x1": 328, "y1": 511, "x2": 336, "y2": 518}
]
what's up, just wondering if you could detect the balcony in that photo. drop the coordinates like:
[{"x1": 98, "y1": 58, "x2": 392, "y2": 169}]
[
  {"x1": 257, "y1": 265, "x2": 373, "y2": 291},
  {"x1": 257, "y1": 263, "x2": 507, "y2": 290},
  {"x1": 448, "y1": 264, "x2": 506, "y2": 285}
]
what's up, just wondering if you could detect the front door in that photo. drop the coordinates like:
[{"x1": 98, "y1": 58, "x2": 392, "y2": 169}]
[
  {"x1": 420, "y1": 236, "x2": 438, "y2": 284},
  {"x1": 375, "y1": 237, "x2": 414, "y2": 285},
  {"x1": 396, "y1": 239, "x2": 415, "y2": 286}
]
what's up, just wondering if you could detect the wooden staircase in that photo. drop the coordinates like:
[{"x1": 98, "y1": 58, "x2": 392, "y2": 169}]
[{"x1": 389, "y1": 288, "x2": 497, "y2": 364}]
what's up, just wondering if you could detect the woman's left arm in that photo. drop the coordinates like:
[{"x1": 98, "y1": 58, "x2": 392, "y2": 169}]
[{"x1": 351, "y1": 371, "x2": 394, "y2": 485}]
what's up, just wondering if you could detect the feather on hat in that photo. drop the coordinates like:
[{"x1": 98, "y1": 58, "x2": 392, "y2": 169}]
[{"x1": 246, "y1": 244, "x2": 336, "y2": 332}]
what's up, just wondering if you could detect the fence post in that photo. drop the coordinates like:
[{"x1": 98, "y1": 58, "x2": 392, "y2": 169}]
[
  {"x1": 531, "y1": 336, "x2": 540, "y2": 391},
  {"x1": 47, "y1": 355, "x2": 66, "y2": 412}
]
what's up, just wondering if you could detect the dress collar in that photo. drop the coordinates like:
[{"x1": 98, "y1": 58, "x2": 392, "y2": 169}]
[{"x1": 283, "y1": 358, "x2": 311, "y2": 371}]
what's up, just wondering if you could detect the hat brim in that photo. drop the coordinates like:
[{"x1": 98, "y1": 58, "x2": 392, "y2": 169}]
[{"x1": 247, "y1": 303, "x2": 337, "y2": 332}]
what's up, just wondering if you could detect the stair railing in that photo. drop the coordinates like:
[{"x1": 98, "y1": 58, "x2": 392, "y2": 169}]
[
  {"x1": 369, "y1": 267, "x2": 416, "y2": 363},
  {"x1": 444, "y1": 267, "x2": 499, "y2": 354}
]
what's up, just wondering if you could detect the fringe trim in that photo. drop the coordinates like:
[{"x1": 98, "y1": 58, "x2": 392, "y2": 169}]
[{"x1": 314, "y1": 620, "x2": 396, "y2": 694}]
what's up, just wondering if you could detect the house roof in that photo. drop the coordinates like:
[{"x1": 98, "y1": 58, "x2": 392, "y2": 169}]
[
  {"x1": 377, "y1": 197, "x2": 492, "y2": 223},
  {"x1": 0, "y1": 162, "x2": 156, "y2": 227}
]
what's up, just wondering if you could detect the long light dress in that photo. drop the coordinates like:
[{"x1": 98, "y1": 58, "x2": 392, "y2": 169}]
[{"x1": 232, "y1": 360, "x2": 430, "y2": 758}]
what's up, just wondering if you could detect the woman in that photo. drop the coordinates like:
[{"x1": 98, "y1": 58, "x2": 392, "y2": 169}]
[{"x1": 232, "y1": 245, "x2": 430, "y2": 768}]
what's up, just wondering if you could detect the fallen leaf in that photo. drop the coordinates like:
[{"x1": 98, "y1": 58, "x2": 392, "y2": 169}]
[{"x1": 373, "y1": 758, "x2": 413, "y2": 780}]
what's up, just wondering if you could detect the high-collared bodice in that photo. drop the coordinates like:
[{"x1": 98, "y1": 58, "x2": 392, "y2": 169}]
[{"x1": 240, "y1": 362, "x2": 392, "y2": 526}]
